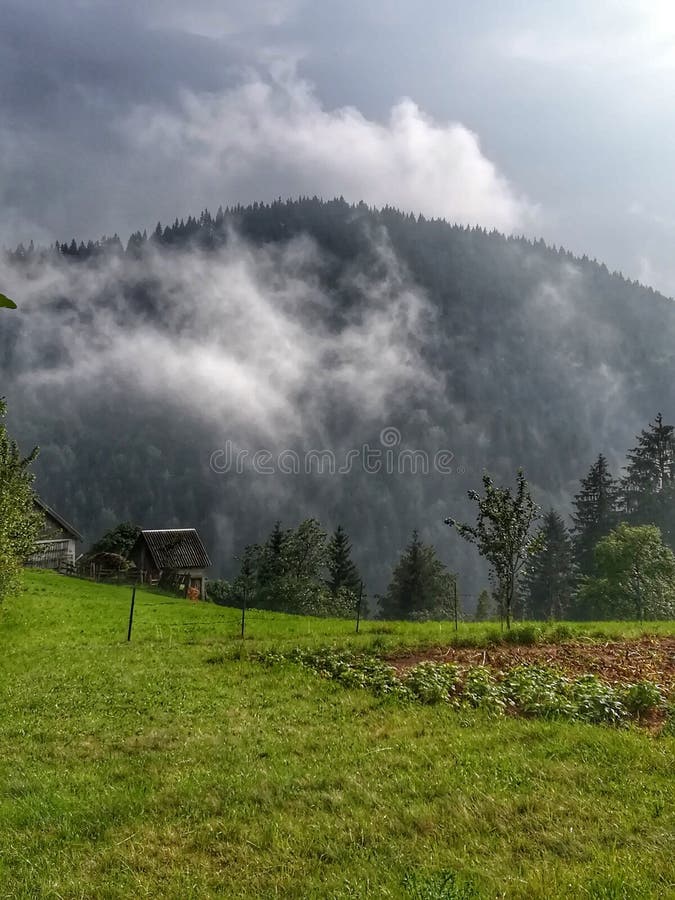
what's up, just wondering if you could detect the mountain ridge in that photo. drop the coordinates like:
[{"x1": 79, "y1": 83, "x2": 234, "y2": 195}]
[{"x1": 3, "y1": 197, "x2": 674, "y2": 596}]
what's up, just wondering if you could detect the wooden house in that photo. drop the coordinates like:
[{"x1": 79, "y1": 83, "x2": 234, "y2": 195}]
[
  {"x1": 129, "y1": 529, "x2": 211, "y2": 599},
  {"x1": 26, "y1": 498, "x2": 82, "y2": 571}
]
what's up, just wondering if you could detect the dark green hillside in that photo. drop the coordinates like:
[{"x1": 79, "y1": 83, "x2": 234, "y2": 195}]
[{"x1": 3, "y1": 199, "x2": 675, "y2": 590}]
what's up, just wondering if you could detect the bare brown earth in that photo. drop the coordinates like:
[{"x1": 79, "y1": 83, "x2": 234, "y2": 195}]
[{"x1": 387, "y1": 636, "x2": 675, "y2": 689}]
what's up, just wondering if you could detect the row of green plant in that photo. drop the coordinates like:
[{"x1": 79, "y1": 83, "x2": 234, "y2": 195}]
[{"x1": 257, "y1": 646, "x2": 671, "y2": 728}]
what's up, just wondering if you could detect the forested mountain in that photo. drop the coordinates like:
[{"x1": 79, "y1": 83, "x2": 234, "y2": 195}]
[{"x1": 2, "y1": 197, "x2": 675, "y2": 600}]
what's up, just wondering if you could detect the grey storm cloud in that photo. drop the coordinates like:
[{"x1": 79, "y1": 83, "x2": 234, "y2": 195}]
[{"x1": 2, "y1": 0, "x2": 675, "y2": 295}]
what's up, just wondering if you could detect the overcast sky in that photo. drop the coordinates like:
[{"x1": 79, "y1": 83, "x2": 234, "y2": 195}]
[{"x1": 3, "y1": 0, "x2": 675, "y2": 295}]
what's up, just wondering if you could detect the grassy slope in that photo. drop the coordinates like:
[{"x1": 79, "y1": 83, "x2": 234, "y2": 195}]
[{"x1": 0, "y1": 571, "x2": 673, "y2": 899}]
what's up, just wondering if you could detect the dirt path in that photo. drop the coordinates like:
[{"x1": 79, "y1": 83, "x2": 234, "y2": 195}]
[{"x1": 387, "y1": 636, "x2": 675, "y2": 689}]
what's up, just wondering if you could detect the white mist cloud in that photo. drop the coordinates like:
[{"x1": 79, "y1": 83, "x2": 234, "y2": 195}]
[
  {"x1": 5, "y1": 229, "x2": 439, "y2": 447},
  {"x1": 121, "y1": 71, "x2": 534, "y2": 233}
]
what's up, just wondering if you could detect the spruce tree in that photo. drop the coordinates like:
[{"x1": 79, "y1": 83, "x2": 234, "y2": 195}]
[
  {"x1": 622, "y1": 413, "x2": 675, "y2": 546},
  {"x1": 474, "y1": 589, "x2": 492, "y2": 621},
  {"x1": 256, "y1": 521, "x2": 290, "y2": 610},
  {"x1": 523, "y1": 509, "x2": 575, "y2": 619},
  {"x1": 325, "y1": 525, "x2": 362, "y2": 598},
  {"x1": 379, "y1": 530, "x2": 455, "y2": 621},
  {"x1": 571, "y1": 454, "x2": 619, "y2": 578}
]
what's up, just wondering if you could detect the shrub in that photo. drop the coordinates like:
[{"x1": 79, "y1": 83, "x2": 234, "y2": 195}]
[
  {"x1": 207, "y1": 579, "x2": 233, "y2": 605},
  {"x1": 548, "y1": 623, "x2": 574, "y2": 642},
  {"x1": 503, "y1": 623, "x2": 541, "y2": 645}
]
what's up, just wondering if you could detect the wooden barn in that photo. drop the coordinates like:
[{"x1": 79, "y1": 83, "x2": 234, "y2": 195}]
[
  {"x1": 26, "y1": 498, "x2": 82, "y2": 571},
  {"x1": 129, "y1": 529, "x2": 211, "y2": 599}
]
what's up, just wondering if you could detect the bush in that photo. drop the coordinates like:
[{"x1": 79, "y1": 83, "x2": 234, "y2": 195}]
[
  {"x1": 207, "y1": 579, "x2": 234, "y2": 605},
  {"x1": 504, "y1": 623, "x2": 542, "y2": 646},
  {"x1": 548, "y1": 623, "x2": 574, "y2": 642}
]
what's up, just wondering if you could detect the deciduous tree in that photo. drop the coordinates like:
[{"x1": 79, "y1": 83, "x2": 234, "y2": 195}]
[
  {"x1": 0, "y1": 400, "x2": 42, "y2": 602},
  {"x1": 578, "y1": 523, "x2": 675, "y2": 620},
  {"x1": 446, "y1": 470, "x2": 541, "y2": 629},
  {"x1": 89, "y1": 522, "x2": 141, "y2": 557}
]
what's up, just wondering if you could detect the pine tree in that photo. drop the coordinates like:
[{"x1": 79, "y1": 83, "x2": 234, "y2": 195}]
[
  {"x1": 379, "y1": 530, "x2": 455, "y2": 621},
  {"x1": 325, "y1": 525, "x2": 362, "y2": 598},
  {"x1": 255, "y1": 521, "x2": 290, "y2": 610},
  {"x1": 523, "y1": 509, "x2": 575, "y2": 619},
  {"x1": 474, "y1": 588, "x2": 492, "y2": 621},
  {"x1": 265, "y1": 521, "x2": 289, "y2": 579},
  {"x1": 623, "y1": 413, "x2": 675, "y2": 546},
  {"x1": 571, "y1": 454, "x2": 620, "y2": 577}
]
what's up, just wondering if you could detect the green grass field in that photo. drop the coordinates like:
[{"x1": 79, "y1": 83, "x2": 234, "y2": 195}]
[{"x1": 1, "y1": 570, "x2": 674, "y2": 899}]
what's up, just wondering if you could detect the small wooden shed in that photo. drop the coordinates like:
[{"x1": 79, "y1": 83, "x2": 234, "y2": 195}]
[
  {"x1": 129, "y1": 529, "x2": 211, "y2": 599},
  {"x1": 26, "y1": 498, "x2": 82, "y2": 571}
]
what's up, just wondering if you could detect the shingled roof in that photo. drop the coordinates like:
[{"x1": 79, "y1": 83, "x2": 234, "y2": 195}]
[
  {"x1": 34, "y1": 497, "x2": 83, "y2": 541},
  {"x1": 139, "y1": 529, "x2": 211, "y2": 570}
]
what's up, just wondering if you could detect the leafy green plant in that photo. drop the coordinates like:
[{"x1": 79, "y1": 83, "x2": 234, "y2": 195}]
[
  {"x1": 403, "y1": 662, "x2": 460, "y2": 704},
  {"x1": 0, "y1": 293, "x2": 17, "y2": 309},
  {"x1": 460, "y1": 667, "x2": 506, "y2": 714},
  {"x1": 502, "y1": 665, "x2": 575, "y2": 719},
  {"x1": 269, "y1": 647, "x2": 405, "y2": 697},
  {"x1": 662, "y1": 699, "x2": 675, "y2": 736},
  {"x1": 621, "y1": 681, "x2": 666, "y2": 717},
  {"x1": 256, "y1": 645, "x2": 668, "y2": 729},
  {"x1": 568, "y1": 675, "x2": 627, "y2": 726}
]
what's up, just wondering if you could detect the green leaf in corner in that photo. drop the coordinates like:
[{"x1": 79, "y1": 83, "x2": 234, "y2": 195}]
[{"x1": 0, "y1": 293, "x2": 17, "y2": 309}]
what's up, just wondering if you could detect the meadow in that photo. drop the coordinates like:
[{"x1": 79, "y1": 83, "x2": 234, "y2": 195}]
[{"x1": 1, "y1": 570, "x2": 674, "y2": 898}]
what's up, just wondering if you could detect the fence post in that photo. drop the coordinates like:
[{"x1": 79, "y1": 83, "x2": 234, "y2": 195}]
[
  {"x1": 127, "y1": 585, "x2": 136, "y2": 641},
  {"x1": 355, "y1": 581, "x2": 363, "y2": 634},
  {"x1": 453, "y1": 580, "x2": 459, "y2": 632},
  {"x1": 241, "y1": 585, "x2": 247, "y2": 639}
]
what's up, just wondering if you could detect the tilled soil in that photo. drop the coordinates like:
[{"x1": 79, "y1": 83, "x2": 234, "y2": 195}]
[{"x1": 387, "y1": 636, "x2": 675, "y2": 689}]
